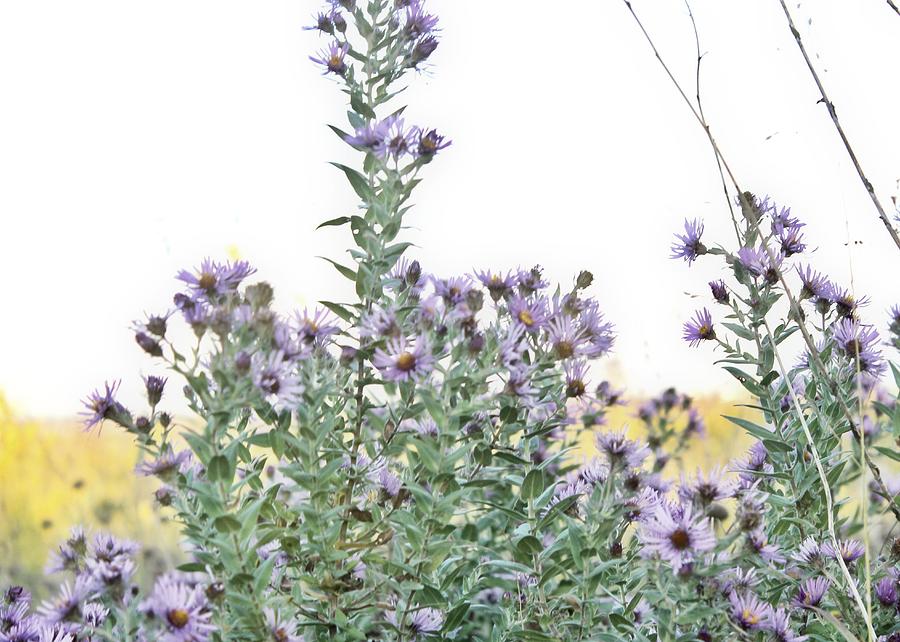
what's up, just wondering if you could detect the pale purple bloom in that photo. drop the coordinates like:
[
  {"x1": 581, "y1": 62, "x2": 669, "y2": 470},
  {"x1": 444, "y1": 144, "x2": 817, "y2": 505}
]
[
  {"x1": 793, "y1": 577, "x2": 829, "y2": 608},
  {"x1": 821, "y1": 538, "x2": 865, "y2": 564},
  {"x1": 833, "y1": 317, "x2": 884, "y2": 376},
  {"x1": 145, "y1": 576, "x2": 215, "y2": 642},
  {"x1": 136, "y1": 445, "x2": 192, "y2": 479},
  {"x1": 764, "y1": 607, "x2": 807, "y2": 641},
  {"x1": 345, "y1": 119, "x2": 390, "y2": 151},
  {"x1": 796, "y1": 264, "x2": 832, "y2": 300},
  {"x1": 875, "y1": 577, "x2": 898, "y2": 607},
  {"x1": 376, "y1": 115, "x2": 416, "y2": 160},
  {"x1": 310, "y1": 41, "x2": 349, "y2": 75},
  {"x1": 404, "y1": 0, "x2": 439, "y2": 37},
  {"x1": 770, "y1": 203, "x2": 803, "y2": 234},
  {"x1": 515, "y1": 267, "x2": 549, "y2": 295},
  {"x1": 731, "y1": 441, "x2": 772, "y2": 485},
  {"x1": 264, "y1": 608, "x2": 304, "y2": 642},
  {"x1": 720, "y1": 567, "x2": 760, "y2": 595},
  {"x1": 709, "y1": 279, "x2": 729, "y2": 305},
  {"x1": 295, "y1": 307, "x2": 341, "y2": 346},
  {"x1": 832, "y1": 286, "x2": 869, "y2": 319},
  {"x1": 252, "y1": 351, "x2": 305, "y2": 409},
  {"x1": 595, "y1": 429, "x2": 650, "y2": 469},
  {"x1": 474, "y1": 269, "x2": 516, "y2": 302},
  {"x1": 670, "y1": 218, "x2": 706, "y2": 265},
  {"x1": 544, "y1": 479, "x2": 589, "y2": 517},
  {"x1": 564, "y1": 360, "x2": 590, "y2": 400},
  {"x1": 386, "y1": 603, "x2": 443, "y2": 637},
  {"x1": 728, "y1": 591, "x2": 768, "y2": 630},
  {"x1": 623, "y1": 487, "x2": 661, "y2": 522},
  {"x1": 793, "y1": 537, "x2": 823, "y2": 566},
  {"x1": 577, "y1": 458, "x2": 610, "y2": 487},
  {"x1": 176, "y1": 258, "x2": 255, "y2": 300},
  {"x1": 82, "y1": 602, "x2": 109, "y2": 628},
  {"x1": 778, "y1": 225, "x2": 806, "y2": 257},
  {"x1": 80, "y1": 381, "x2": 127, "y2": 431},
  {"x1": 37, "y1": 576, "x2": 97, "y2": 624},
  {"x1": 678, "y1": 467, "x2": 736, "y2": 505},
  {"x1": 508, "y1": 296, "x2": 549, "y2": 332},
  {"x1": 432, "y1": 275, "x2": 473, "y2": 306},
  {"x1": 683, "y1": 407, "x2": 706, "y2": 437},
  {"x1": 736, "y1": 246, "x2": 777, "y2": 279},
  {"x1": 747, "y1": 530, "x2": 785, "y2": 564},
  {"x1": 577, "y1": 302, "x2": 616, "y2": 357},
  {"x1": 682, "y1": 308, "x2": 715, "y2": 347},
  {"x1": 373, "y1": 335, "x2": 434, "y2": 382},
  {"x1": 639, "y1": 502, "x2": 716, "y2": 571},
  {"x1": 414, "y1": 128, "x2": 450, "y2": 157},
  {"x1": 359, "y1": 304, "x2": 399, "y2": 338}
]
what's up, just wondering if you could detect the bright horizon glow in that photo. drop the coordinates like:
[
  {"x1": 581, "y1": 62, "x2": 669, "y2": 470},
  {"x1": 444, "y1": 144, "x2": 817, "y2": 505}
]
[{"x1": 1, "y1": 1, "x2": 898, "y2": 418}]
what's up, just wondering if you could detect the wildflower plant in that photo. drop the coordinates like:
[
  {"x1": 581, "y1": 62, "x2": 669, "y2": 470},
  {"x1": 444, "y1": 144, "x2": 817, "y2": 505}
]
[{"x1": 5, "y1": 2, "x2": 900, "y2": 641}]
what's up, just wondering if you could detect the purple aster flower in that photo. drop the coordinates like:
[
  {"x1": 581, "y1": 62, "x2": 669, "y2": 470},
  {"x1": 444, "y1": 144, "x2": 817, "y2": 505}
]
[
  {"x1": 737, "y1": 246, "x2": 783, "y2": 284},
  {"x1": 576, "y1": 457, "x2": 610, "y2": 487},
  {"x1": 764, "y1": 607, "x2": 807, "y2": 642},
  {"x1": 504, "y1": 364, "x2": 538, "y2": 403},
  {"x1": 359, "y1": 304, "x2": 399, "y2": 339},
  {"x1": 670, "y1": 218, "x2": 706, "y2": 265},
  {"x1": 792, "y1": 577, "x2": 829, "y2": 608},
  {"x1": 793, "y1": 537, "x2": 823, "y2": 566},
  {"x1": 728, "y1": 591, "x2": 768, "y2": 630},
  {"x1": 508, "y1": 295, "x2": 549, "y2": 332},
  {"x1": 595, "y1": 429, "x2": 651, "y2": 469},
  {"x1": 136, "y1": 445, "x2": 191, "y2": 479},
  {"x1": 821, "y1": 538, "x2": 865, "y2": 564},
  {"x1": 37, "y1": 576, "x2": 97, "y2": 624},
  {"x1": 410, "y1": 35, "x2": 439, "y2": 66},
  {"x1": 432, "y1": 275, "x2": 473, "y2": 306},
  {"x1": 683, "y1": 407, "x2": 706, "y2": 437},
  {"x1": 252, "y1": 350, "x2": 305, "y2": 410},
  {"x1": 295, "y1": 307, "x2": 341, "y2": 346},
  {"x1": 81, "y1": 602, "x2": 109, "y2": 628},
  {"x1": 3, "y1": 586, "x2": 30, "y2": 607},
  {"x1": 176, "y1": 258, "x2": 255, "y2": 300},
  {"x1": 80, "y1": 381, "x2": 129, "y2": 432},
  {"x1": 778, "y1": 225, "x2": 806, "y2": 257},
  {"x1": 264, "y1": 608, "x2": 303, "y2": 642},
  {"x1": 310, "y1": 41, "x2": 349, "y2": 75},
  {"x1": 709, "y1": 279, "x2": 729, "y2": 305},
  {"x1": 720, "y1": 567, "x2": 760, "y2": 595},
  {"x1": 303, "y1": 11, "x2": 335, "y2": 34},
  {"x1": 474, "y1": 269, "x2": 516, "y2": 302},
  {"x1": 730, "y1": 441, "x2": 773, "y2": 486},
  {"x1": 84, "y1": 533, "x2": 139, "y2": 586},
  {"x1": 770, "y1": 204, "x2": 803, "y2": 234},
  {"x1": 345, "y1": 119, "x2": 390, "y2": 151},
  {"x1": 832, "y1": 286, "x2": 869, "y2": 319},
  {"x1": 0, "y1": 601, "x2": 29, "y2": 633},
  {"x1": 564, "y1": 360, "x2": 590, "y2": 399},
  {"x1": 414, "y1": 128, "x2": 450, "y2": 157},
  {"x1": 142, "y1": 375, "x2": 167, "y2": 406},
  {"x1": 639, "y1": 502, "x2": 716, "y2": 572},
  {"x1": 747, "y1": 530, "x2": 785, "y2": 564},
  {"x1": 623, "y1": 487, "x2": 661, "y2": 522},
  {"x1": 386, "y1": 603, "x2": 443, "y2": 637},
  {"x1": 796, "y1": 264, "x2": 832, "y2": 301},
  {"x1": 516, "y1": 266, "x2": 549, "y2": 295},
  {"x1": 373, "y1": 335, "x2": 434, "y2": 382},
  {"x1": 145, "y1": 577, "x2": 215, "y2": 642},
  {"x1": 577, "y1": 301, "x2": 616, "y2": 357},
  {"x1": 875, "y1": 577, "x2": 898, "y2": 607},
  {"x1": 376, "y1": 115, "x2": 416, "y2": 160},
  {"x1": 678, "y1": 467, "x2": 736, "y2": 505},
  {"x1": 404, "y1": 0, "x2": 439, "y2": 37},
  {"x1": 682, "y1": 308, "x2": 716, "y2": 347},
  {"x1": 37, "y1": 629, "x2": 75, "y2": 642},
  {"x1": 544, "y1": 479, "x2": 590, "y2": 517}
]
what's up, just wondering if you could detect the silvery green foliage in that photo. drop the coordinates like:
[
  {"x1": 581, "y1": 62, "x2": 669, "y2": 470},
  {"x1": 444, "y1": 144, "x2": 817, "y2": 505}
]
[{"x1": 5, "y1": 2, "x2": 900, "y2": 641}]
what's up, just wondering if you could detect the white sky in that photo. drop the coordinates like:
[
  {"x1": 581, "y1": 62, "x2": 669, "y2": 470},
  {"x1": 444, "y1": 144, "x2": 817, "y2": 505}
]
[{"x1": 1, "y1": 1, "x2": 898, "y2": 418}]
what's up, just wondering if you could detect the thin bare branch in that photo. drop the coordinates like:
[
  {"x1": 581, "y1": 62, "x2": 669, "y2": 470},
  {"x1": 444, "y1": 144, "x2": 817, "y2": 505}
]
[{"x1": 776, "y1": 0, "x2": 900, "y2": 252}]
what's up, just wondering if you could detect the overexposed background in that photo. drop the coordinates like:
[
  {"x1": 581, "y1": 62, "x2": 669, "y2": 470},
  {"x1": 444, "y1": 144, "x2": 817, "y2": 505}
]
[{"x1": 1, "y1": 0, "x2": 898, "y2": 418}]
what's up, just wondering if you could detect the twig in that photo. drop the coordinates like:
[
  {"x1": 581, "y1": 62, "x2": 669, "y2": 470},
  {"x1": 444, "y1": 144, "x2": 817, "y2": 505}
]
[
  {"x1": 776, "y1": 0, "x2": 900, "y2": 252},
  {"x1": 683, "y1": 0, "x2": 742, "y2": 246},
  {"x1": 887, "y1": 0, "x2": 900, "y2": 18}
]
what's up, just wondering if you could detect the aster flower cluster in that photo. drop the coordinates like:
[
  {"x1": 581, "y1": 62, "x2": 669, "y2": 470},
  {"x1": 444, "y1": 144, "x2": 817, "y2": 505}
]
[{"x1": 14, "y1": 1, "x2": 900, "y2": 640}]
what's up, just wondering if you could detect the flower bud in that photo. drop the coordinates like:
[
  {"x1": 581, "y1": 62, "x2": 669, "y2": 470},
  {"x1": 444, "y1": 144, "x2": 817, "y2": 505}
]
[
  {"x1": 575, "y1": 270, "x2": 593, "y2": 290},
  {"x1": 146, "y1": 314, "x2": 168, "y2": 337},
  {"x1": 135, "y1": 416, "x2": 152, "y2": 434},
  {"x1": 466, "y1": 289, "x2": 484, "y2": 313},
  {"x1": 245, "y1": 282, "x2": 274, "y2": 309},
  {"x1": 406, "y1": 260, "x2": 422, "y2": 287},
  {"x1": 154, "y1": 487, "x2": 173, "y2": 506},
  {"x1": 467, "y1": 333, "x2": 485, "y2": 355},
  {"x1": 135, "y1": 332, "x2": 163, "y2": 357},
  {"x1": 144, "y1": 375, "x2": 167, "y2": 406},
  {"x1": 158, "y1": 412, "x2": 171, "y2": 428},
  {"x1": 339, "y1": 345, "x2": 358, "y2": 367},
  {"x1": 234, "y1": 351, "x2": 252, "y2": 374}
]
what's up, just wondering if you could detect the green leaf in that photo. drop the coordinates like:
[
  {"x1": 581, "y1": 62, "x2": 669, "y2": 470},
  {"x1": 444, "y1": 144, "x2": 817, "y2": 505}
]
[
  {"x1": 722, "y1": 322, "x2": 755, "y2": 341},
  {"x1": 213, "y1": 515, "x2": 241, "y2": 532},
  {"x1": 723, "y1": 415, "x2": 772, "y2": 441},
  {"x1": 520, "y1": 470, "x2": 546, "y2": 500},
  {"x1": 207, "y1": 455, "x2": 231, "y2": 483},
  {"x1": 318, "y1": 256, "x2": 357, "y2": 281},
  {"x1": 317, "y1": 216, "x2": 350, "y2": 230},
  {"x1": 330, "y1": 162, "x2": 373, "y2": 201},
  {"x1": 320, "y1": 300, "x2": 355, "y2": 323},
  {"x1": 875, "y1": 446, "x2": 900, "y2": 463}
]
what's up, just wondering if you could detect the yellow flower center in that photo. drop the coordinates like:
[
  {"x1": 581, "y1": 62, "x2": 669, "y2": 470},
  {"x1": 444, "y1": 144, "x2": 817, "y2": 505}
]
[
  {"x1": 167, "y1": 608, "x2": 190, "y2": 628},
  {"x1": 742, "y1": 609, "x2": 760, "y2": 625},
  {"x1": 198, "y1": 272, "x2": 217, "y2": 291},
  {"x1": 518, "y1": 310, "x2": 534, "y2": 327},
  {"x1": 395, "y1": 352, "x2": 416, "y2": 372}
]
